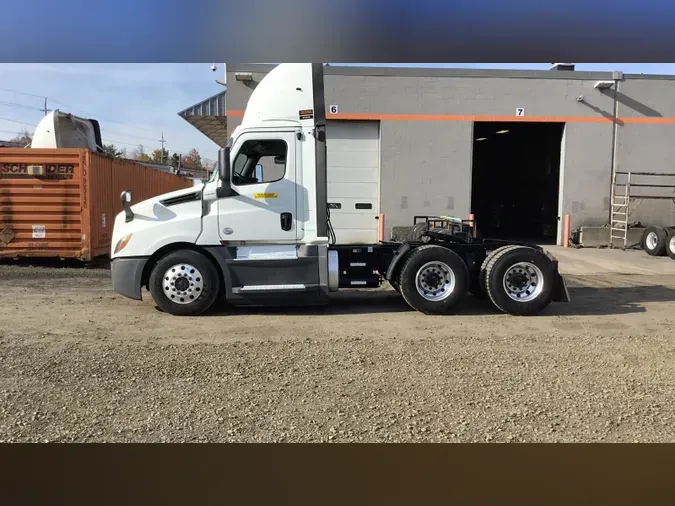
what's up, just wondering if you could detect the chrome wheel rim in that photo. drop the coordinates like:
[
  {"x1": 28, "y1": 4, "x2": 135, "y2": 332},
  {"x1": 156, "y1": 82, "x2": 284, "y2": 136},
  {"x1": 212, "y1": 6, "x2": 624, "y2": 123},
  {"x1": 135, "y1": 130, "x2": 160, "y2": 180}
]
[
  {"x1": 415, "y1": 261, "x2": 455, "y2": 301},
  {"x1": 503, "y1": 262, "x2": 544, "y2": 303},
  {"x1": 646, "y1": 232, "x2": 659, "y2": 251},
  {"x1": 670, "y1": 235, "x2": 675, "y2": 253},
  {"x1": 162, "y1": 263, "x2": 204, "y2": 304}
]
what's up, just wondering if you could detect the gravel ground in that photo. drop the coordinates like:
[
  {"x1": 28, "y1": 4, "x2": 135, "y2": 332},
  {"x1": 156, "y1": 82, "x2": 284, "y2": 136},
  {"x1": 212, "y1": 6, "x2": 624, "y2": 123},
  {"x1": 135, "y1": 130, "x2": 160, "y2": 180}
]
[{"x1": 2, "y1": 262, "x2": 675, "y2": 442}]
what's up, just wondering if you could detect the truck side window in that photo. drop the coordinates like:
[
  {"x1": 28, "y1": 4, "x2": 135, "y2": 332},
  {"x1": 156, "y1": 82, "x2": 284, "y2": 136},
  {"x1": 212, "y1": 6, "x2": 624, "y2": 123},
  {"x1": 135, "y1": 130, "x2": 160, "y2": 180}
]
[{"x1": 232, "y1": 139, "x2": 287, "y2": 186}]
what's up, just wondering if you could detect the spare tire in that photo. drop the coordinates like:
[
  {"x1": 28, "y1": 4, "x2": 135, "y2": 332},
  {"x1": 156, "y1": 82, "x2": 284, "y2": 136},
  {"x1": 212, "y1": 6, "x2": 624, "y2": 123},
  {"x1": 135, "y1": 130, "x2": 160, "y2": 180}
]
[
  {"x1": 483, "y1": 245, "x2": 555, "y2": 316},
  {"x1": 666, "y1": 229, "x2": 675, "y2": 260},
  {"x1": 423, "y1": 226, "x2": 449, "y2": 243},
  {"x1": 642, "y1": 226, "x2": 667, "y2": 256},
  {"x1": 411, "y1": 222, "x2": 429, "y2": 242}
]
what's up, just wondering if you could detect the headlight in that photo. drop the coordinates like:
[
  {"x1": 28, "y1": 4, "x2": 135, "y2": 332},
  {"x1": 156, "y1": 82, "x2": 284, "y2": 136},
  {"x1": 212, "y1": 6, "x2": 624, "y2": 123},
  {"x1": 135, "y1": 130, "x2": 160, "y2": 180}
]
[{"x1": 114, "y1": 234, "x2": 133, "y2": 254}]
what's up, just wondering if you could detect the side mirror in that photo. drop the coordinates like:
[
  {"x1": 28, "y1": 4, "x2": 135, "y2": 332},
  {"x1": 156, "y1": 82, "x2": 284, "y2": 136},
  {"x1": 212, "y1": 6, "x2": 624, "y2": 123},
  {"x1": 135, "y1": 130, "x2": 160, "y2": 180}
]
[
  {"x1": 216, "y1": 145, "x2": 239, "y2": 198},
  {"x1": 120, "y1": 190, "x2": 134, "y2": 222},
  {"x1": 218, "y1": 146, "x2": 230, "y2": 181}
]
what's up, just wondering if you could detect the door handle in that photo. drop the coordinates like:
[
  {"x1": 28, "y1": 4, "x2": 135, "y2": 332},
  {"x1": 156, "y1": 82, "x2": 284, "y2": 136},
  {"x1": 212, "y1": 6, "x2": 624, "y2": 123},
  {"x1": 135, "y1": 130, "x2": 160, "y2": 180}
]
[{"x1": 280, "y1": 212, "x2": 292, "y2": 231}]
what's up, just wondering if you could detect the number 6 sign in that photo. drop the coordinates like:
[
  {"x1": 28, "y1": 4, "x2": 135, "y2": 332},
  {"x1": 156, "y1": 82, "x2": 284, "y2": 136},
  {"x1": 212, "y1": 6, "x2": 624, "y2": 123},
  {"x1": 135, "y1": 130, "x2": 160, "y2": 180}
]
[{"x1": 329, "y1": 105, "x2": 339, "y2": 114}]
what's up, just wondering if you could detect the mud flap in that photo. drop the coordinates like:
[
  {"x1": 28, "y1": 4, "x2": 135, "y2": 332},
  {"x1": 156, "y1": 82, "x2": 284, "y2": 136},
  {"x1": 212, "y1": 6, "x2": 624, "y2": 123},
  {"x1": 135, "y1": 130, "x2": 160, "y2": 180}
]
[{"x1": 546, "y1": 251, "x2": 570, "y2": 303}]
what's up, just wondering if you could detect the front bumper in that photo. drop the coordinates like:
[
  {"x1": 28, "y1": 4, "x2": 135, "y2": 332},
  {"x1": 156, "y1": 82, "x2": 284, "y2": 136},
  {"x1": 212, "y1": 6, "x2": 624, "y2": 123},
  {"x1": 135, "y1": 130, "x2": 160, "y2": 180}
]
[{"x1": 111, "y1": 257, "x2": 148, "y2": 300}]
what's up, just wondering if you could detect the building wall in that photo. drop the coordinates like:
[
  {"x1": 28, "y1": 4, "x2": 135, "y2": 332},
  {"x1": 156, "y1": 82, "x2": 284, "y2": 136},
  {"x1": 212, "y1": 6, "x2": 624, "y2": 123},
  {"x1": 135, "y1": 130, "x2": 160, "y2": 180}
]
[
  {"x1": 379, "y1": 120, "x2": 473, "y2": 228},
  {"x1": 560, "y1": 122, "x2": 614, "y2": 231},
  {"x1": 226, "y1": 65, "x2": 675, "y2": 240},
  {"x1": 615, "y1": 78, "x2": 675, "y2": 227}
]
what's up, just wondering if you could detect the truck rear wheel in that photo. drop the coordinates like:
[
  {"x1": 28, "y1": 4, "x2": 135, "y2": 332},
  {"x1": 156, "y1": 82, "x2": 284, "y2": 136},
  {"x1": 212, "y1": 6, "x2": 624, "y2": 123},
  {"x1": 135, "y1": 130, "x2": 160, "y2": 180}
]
[
  {"x1": 149, "y1": 249, "x2": 220, "y2": 316},
  {"x1": 470, "y1": 254, "x2": 492, "y2": 299},
  {"x1": 642, "y1": 227, "x2": 667, "y2": 256},
  {"x1": 398, "y1": 245, "x2": 469, "y2": 314},
  {"x1": 666, "y1": 230, "x2": 675, "y2": 260},
  {"x1": 483, "y1": 245, "x2": 555, "y2": 316}
]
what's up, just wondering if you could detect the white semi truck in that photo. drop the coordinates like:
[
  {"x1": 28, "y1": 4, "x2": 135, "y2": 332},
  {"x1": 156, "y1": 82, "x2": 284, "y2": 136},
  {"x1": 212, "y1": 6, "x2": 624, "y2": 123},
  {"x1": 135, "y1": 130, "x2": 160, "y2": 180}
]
[{"x1": 110, "y1": 63, "x2": 569, "y2": 316}]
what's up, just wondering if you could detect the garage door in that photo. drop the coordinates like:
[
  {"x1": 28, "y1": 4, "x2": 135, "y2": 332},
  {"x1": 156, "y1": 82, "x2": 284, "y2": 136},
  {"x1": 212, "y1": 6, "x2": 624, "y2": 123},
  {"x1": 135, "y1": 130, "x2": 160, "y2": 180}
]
[{"x1": 326, "y1": 121, "x2": 380, "y2": 244}]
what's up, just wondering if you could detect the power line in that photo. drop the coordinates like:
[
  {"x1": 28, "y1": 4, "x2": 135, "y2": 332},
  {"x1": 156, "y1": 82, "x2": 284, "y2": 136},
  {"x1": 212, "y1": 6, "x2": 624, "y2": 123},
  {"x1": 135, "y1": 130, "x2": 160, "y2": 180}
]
[
  {"x1": 0, "y1": 87, "x2": 46, "y2": 99},
  {"x1": 0, "y1": 86, "x2": 218, "y2": 161},
  {"x1": 0, "y1": 100, "x2": 44, "y2": 112},
  {"x1": 103, "y1": 127, "x2": 159, "y2": 143},
  {"x1": 102, "y1": 137, "x2": 147, "y2": 147},
  {"x1": 0, "y1": 86, "x2": 83, "y2": 115},
  {"x1": 0, "y1": 85, "x2": 157, "y2": 133},
  {"x1": 0, "y1": 98, "x2": 159, "y2": 142},
  {"x1": 101, "y1": 136, "x2": 214, "y2": 163},
  {"x1": 0, "y1": 128, "x2": 33, "y2": 136},
  {"x1": 0, "y1": 116, "x2": 37, "y2": 127},
  {"x1": 0, "y1": 113, "x2": 215, "y2": 164}
]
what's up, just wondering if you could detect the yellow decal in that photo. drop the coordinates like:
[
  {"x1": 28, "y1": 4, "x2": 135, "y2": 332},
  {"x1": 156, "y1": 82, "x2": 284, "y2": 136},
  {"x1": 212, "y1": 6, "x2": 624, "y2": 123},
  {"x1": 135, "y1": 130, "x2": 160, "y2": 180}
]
[{"x1": 254, "y1": 192, "x2": 278, "y2": 199}]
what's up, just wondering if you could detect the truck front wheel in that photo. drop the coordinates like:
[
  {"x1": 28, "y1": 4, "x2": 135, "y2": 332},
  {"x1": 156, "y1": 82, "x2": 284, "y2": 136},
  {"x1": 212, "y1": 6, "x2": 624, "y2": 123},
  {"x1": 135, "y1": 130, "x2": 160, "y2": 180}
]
[
  {"x1": 149, "y1": 249, "x2": 221, "y2": 316},
  {"x1": 398, "y1": 245, "x2": 469, "y2": 314}
]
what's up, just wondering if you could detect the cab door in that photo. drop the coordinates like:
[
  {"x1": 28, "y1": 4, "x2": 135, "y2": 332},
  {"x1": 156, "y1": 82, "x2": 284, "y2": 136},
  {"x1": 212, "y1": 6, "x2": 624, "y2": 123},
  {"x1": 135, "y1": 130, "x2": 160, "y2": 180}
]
[{"x1": 217, "y1": 130, "x2": 298, "y2": 243}]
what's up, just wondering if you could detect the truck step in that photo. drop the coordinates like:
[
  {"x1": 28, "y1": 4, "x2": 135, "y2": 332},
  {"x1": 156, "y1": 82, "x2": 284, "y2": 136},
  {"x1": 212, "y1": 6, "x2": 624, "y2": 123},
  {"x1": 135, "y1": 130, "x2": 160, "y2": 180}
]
[{"x1": 339, "y1": 274, "x2": 381, "y2": 288}]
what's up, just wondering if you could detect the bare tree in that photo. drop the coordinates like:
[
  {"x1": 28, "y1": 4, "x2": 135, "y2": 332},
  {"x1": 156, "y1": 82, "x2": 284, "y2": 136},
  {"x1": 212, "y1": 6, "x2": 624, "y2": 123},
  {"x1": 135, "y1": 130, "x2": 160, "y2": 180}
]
[
  {"x1": 131, "y1": 144, "x2": 151, "y2": 162},
  {"x1": 9, "y1": 129, "x2": 33, "y2": 147}
]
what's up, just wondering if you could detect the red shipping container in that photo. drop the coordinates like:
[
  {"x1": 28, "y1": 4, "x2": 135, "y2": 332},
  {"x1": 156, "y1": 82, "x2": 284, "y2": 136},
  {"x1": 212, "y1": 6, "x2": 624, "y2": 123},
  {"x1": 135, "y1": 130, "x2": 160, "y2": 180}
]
[{"x1": 0, "y1": 148, "x2": 192, "y2": 261}]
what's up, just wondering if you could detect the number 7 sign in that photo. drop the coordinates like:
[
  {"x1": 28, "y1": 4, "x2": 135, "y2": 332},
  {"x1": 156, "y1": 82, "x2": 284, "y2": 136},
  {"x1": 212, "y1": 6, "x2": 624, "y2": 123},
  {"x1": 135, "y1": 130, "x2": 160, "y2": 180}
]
[{"x1": 516, "y1": 107, "x2": 525, "y2": 117}]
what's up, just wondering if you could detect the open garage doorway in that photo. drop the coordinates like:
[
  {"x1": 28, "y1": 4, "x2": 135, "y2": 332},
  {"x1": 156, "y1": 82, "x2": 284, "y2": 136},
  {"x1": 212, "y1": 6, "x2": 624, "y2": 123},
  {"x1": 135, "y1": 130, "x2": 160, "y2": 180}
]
[{"x1": 470, "y1": 121, "x2": 564, "y2": 243}]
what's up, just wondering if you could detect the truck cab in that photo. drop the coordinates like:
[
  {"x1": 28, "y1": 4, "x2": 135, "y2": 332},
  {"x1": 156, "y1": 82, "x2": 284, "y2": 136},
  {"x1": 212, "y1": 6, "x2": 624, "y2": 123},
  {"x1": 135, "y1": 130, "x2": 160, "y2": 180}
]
[{"x1": 111, "y1": 63, "x2": 569, "y2": 316}]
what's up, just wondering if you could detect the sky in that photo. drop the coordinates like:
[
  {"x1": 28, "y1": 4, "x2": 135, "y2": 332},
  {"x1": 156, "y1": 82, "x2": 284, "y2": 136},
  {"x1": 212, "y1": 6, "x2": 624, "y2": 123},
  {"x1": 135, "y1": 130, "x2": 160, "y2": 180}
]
[
  {"x1": 2, "y1": 62, "x2": 675, "y2": 163},
  {"x1": 0, "y1": 63, "x2": 225, "y2": 164}
]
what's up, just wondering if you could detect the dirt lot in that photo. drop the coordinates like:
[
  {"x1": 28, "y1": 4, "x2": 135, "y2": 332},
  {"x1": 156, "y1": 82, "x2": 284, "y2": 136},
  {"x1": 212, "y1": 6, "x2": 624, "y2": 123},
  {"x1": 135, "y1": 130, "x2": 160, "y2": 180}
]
[{"x1": 2, "y1": 249, "x2": 675, "y2": 442}]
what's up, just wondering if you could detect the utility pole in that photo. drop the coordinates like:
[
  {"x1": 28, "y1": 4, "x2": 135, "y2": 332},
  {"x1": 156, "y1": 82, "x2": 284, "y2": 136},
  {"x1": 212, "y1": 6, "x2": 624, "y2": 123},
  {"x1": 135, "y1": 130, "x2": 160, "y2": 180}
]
[
  {"x1": 41, "y1": 97, "x2": 50, "y2": 116},
  {"x1": 159, "y1": 132, "x2": 166, "y2": 164}
]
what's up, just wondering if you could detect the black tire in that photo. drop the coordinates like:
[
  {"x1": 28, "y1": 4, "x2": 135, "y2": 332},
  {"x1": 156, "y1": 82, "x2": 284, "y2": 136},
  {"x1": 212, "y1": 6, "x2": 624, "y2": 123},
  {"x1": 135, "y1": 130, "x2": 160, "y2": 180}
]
[
  {"x1": 398, "y1": 245, "x2": 469, "y2": 314},
  {"x1": 470, "y1": 253, "x2": 493, "y2": 299},
  {"x1": 422, "y1": 226, "x2": 446, "y2": 243},
  {"x1": 411, "y1": 222, "x2": 429, "y2": 242},
  {"x1": 483, "y1": 245, "x2": 555, "y2": 316},
  {"x1": 666, "y1": 229, "x2": 675, "y2": 260},
  {"x1": 642, "y1": 227, "x2": 668, "y2": 256},
  {"x1": 149, "y1": 249, "x2": 221, "y2": 316}
]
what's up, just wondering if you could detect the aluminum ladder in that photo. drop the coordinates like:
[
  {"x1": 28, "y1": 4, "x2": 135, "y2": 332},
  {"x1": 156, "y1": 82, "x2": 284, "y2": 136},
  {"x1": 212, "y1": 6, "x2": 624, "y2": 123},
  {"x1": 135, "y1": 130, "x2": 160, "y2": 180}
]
[{"x1": 610, "y1": 171, "x2": 630, "y2": 249}]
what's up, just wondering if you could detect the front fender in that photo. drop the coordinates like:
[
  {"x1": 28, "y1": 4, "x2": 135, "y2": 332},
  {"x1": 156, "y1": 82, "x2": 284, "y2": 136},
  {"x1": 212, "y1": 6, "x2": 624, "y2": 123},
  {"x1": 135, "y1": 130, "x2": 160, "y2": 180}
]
[{"x1": 385, "y1": 243, "x2": 413, "y2": 282}]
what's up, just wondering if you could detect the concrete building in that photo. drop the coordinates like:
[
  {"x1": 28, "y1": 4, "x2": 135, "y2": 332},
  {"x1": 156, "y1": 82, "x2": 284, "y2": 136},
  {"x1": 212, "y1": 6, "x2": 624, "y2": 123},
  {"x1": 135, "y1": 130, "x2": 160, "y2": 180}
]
[{"x1": 179, "y1": 64, "x2": 675, "y2": 245}]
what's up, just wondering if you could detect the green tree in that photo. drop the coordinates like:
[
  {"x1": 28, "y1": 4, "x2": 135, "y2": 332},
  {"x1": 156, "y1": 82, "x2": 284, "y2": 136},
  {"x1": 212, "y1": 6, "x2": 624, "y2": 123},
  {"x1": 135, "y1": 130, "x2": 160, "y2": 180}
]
[
  {"x1": 151, "y1": 148, "x2": 170, "y2": 164},
  {"x1": 102, "y1": 143, "x2": 124, "y2": 158}
]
